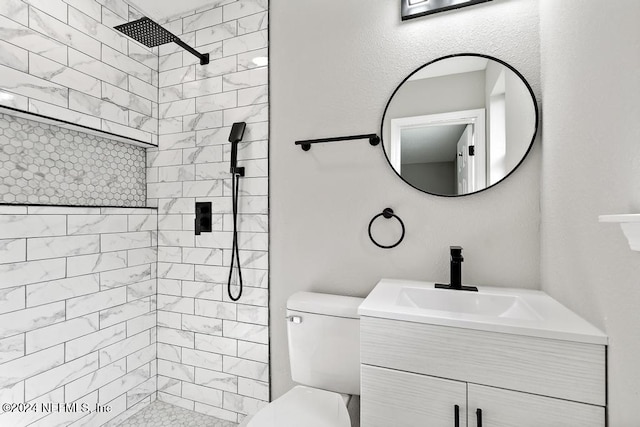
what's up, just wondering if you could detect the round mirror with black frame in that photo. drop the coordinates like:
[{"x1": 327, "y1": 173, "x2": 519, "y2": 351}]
[{"x1": 380, "y1": 53, "x2": 538, "y2": 197}]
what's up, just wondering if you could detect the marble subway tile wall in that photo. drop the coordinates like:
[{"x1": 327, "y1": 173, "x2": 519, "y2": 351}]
[
  {"x1": 0, "y1": 205, "x2": 158, "y2": 427},
  {"x1": 148, "y1": 0, "x2": 269, "y2": 423},
  {"x1": 0, "y1": 113, "x2": 146, "y2": 206},
  {"x1": 0, "y1": 0, "x2": 159, "y2": 145}
]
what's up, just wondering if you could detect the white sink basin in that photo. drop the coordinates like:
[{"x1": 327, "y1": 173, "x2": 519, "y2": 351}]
[
  {"x1": 397, "y1": 287, "x2": 542, "y2": 321},
  {"x1": 359, "y1": 279, "x2": 607, "y2": 345}
]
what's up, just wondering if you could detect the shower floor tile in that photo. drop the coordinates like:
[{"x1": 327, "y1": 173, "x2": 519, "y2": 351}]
[{"x1": 118, "y1": 400, "x2": 237, "y2": 427}]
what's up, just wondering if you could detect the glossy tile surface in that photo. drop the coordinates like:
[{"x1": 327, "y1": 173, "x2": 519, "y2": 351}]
[
  {"x1": 150, "y1": 0, "x2": 270, "y2": 423},
  {"x1": 0, "y1": 207, "x2": 158, "y2": 427},
  {"x1": 0, "y1": 0, "x2": 158, "y2": 143}
]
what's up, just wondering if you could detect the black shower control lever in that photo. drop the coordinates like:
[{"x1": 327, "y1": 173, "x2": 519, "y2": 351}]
[
  {"x1": 195, "y1": 202, "x2": 212, "y2": 236},
  {"x1": 435, "y1": 246, "x2": 478, "y2": 292}
]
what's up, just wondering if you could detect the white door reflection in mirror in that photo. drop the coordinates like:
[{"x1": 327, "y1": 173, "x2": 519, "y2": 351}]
[
  {"x1": 390, "y1": 109, "x2": 485, "y2": 195},
  {"x1": 457, "y1": 125, "x2": 472, "y2": 194}
]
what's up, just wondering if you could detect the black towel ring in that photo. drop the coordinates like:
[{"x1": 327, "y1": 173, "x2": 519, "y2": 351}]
[{"x1": 368, "y1": 208, "x2": 405, "y2": 249}]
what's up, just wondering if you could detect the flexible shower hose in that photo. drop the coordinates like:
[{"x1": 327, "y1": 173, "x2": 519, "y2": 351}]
[{"x1": 227, "y1": 172, "x2": 243, "y2": 301}]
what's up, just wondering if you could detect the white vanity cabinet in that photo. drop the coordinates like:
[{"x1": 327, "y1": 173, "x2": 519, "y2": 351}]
[
  {"x1": 360, "y1": 316, "x2": 606, "y2": 427},
  {"x1": 362, "y1": 364, "x2": 466, "y2": 426},
  {"x1": 467, "y1": 384, "x2": 604, "y2": 427}
]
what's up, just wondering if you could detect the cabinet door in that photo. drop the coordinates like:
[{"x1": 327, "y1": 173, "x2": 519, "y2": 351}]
[
  {"x1": 361, "y1": 365, "x2": 466, "y2": 427},
  {"x1": 468, "y1": 384, "x2": 605, "y2": 427}
]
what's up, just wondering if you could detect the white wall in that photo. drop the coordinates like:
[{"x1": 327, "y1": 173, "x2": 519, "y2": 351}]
[
  {"x1": 270, "y1": 0, "x2": 541, "y2": 398},
  {"x1": 402, "y1": 162, "x2": 456, "y2": 195},
  {"x1": 505, "y1": 70, "x2": 534, "y2": 169},
  {"x1": 539, "y1": 1, "x2": 640, "y2": 425}
]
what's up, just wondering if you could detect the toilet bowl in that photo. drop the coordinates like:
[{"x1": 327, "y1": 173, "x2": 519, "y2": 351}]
[
  {"x1": 241, "y1": 292, "x2": 364, "y2": 427},
  {"x1": 239, "y1": 386, "x2": 351, "y2": 427}
]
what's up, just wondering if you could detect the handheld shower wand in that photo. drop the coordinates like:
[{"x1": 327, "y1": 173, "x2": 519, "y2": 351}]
[
  {"x1": 229, "y1": 122, "x2": 246, "y2": 177},
  {"x1": 228, "y1": 122, "x2": 246, "y2": 301}
]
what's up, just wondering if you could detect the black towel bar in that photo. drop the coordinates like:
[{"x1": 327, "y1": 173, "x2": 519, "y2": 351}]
[{"x1": 295, "y1": 134, "x2": 380, "y2": 151}]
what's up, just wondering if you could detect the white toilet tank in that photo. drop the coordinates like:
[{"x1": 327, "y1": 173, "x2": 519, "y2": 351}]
[{"x1": 286, "y1": 292, "x2": 364, "y2": 396}]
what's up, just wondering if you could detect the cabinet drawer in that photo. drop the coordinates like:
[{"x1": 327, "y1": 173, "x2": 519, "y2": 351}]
[
  {"x1": 468, "y1": 384, "x2": 605, "y2": 427},
  {"x1": 361, "y1": 316, "x2": 605, "y2": 406},
  {"x1": 361, "y1": 364, "x2": 466, "y2": 427}
]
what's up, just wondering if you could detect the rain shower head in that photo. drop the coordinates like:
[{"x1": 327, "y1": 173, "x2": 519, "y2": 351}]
[
  {"x1": 114, "y1": 17, "x2": 210, "y2": 65},
  {"x1": 113, "y1": 17, "x2": 176, "y2": 47}
]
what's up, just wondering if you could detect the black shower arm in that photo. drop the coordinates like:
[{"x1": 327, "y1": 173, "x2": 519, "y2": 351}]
[{"x1": 174, "y1": 39, "x2": 209, "y2": 65}]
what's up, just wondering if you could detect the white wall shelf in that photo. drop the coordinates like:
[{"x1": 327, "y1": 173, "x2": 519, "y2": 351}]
[{"x1": 599, "y1": 214, "x2": 640, "y2": 251}]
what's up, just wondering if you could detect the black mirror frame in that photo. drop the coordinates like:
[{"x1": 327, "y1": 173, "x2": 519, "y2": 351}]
[{"x1": 380, "y1": 53, "x2": 539, "y2": 198}]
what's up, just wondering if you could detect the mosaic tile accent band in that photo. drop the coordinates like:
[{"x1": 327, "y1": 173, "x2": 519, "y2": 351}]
[{"x1": 0, "y1": 113, "x2": 146, "y2": 206}]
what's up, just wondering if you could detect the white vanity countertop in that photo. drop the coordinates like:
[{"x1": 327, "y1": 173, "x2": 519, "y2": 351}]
[{"x1": 358, "y1": 278, "x2": 608, "y2": 345}]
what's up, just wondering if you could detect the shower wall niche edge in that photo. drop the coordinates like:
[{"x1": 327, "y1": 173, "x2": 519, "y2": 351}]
[{"x1": 0, "y1": 106, "x2": 157, "y2": 148}]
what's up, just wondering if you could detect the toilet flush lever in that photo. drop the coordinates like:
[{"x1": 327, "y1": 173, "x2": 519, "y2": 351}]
[{"x1": 286, "y1": 315, "x2": 302, "y2": 324}]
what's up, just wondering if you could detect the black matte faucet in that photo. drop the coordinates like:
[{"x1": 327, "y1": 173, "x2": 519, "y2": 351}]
[
  {"x1": 435, "y1": 246, "x2": 478, "y2": 292},
  {"x1": 449, "y1": 246, "x2": 464, "y2": 289}
]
